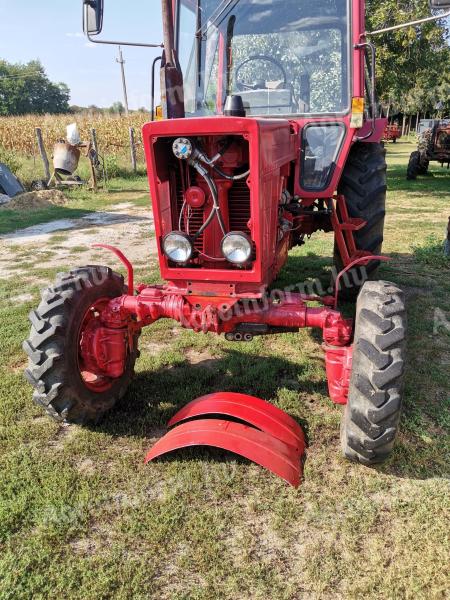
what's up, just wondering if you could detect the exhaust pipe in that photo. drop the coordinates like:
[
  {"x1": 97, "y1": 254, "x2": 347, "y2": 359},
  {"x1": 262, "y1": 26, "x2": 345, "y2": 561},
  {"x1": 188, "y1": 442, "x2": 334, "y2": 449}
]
[{"x1": 160, "y1": 0, "x2": 185, "y2": 119}]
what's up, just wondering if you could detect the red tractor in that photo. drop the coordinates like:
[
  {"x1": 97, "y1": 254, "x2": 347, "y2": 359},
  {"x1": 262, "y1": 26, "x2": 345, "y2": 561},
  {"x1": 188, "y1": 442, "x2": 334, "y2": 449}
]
[
  {"x1": 407, "y1": 119, "x2": 450, "y2": 179},
  {"x1": 383, "y1": 123, "x2": 402, "y2": 143},
  {"x1": 23, "y1": 0, "x2": 449, "y2": 466}
]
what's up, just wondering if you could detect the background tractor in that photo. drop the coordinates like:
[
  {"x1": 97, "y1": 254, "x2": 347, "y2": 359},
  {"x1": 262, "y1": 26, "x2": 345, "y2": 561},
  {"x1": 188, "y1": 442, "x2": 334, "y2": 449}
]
[
  {"x1": 407, "y1": 118, "x2": 450, "y2": 179},
  {"x1": 383, "y1": 123, "x2": 402, "y2": 143},
  {"x1": 23, "y1": 0, "x2": 450, "y2": 466}
]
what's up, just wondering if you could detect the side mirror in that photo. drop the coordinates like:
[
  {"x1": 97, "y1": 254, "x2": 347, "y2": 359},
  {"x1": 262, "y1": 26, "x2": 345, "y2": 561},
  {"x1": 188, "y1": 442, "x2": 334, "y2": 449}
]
[
  {"x1": 83, "y1": 0, "x2": 104, "y2": 36},
  {"x1": 429, "y1": 0, "x2": 450, "y2": 8}
]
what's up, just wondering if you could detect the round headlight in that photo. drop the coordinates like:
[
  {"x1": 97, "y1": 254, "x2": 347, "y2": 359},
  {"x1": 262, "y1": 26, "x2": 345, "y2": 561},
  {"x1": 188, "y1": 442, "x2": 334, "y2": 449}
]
[
  {"x1": 221, "y1": 232, "x2": 252, "y2": 264},
  {"x1": 163, "y1": 232, "x2": 193, "y2": 263}
]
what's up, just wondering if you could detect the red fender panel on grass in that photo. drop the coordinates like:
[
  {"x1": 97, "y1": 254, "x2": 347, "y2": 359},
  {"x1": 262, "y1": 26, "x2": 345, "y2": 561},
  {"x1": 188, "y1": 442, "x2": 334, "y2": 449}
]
[
  {"x1": 168, "y1": 392, "x2": 305, "y2": 451},
  {"x1": 145, "y1": 419, "x2": 302, "y2": 487}
]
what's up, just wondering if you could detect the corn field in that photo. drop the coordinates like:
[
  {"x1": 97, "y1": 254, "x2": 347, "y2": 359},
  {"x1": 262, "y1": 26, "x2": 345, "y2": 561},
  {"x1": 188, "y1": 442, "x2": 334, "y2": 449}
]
[{"x1": 0, "y1": 113, "x2": 150, "y2": 159}]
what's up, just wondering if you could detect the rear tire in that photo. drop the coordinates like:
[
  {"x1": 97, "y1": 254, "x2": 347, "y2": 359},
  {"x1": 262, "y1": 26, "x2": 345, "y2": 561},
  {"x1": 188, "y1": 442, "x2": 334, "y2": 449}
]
[
  {"x1": 407, "y1": 151, "x2": 420, "y2": 180},
  {"x1": 417, "y1": 158, "x2": 429, "y2": 175},
  {"x1": 341, "y1": 281, "x2": 406, "y2": 465},
  {"x1": 333, "y1": 142, "x2": 387, "y2": 300},
  {"x1": 23, "y1": 266, "x2": 138, "y2": 424}
]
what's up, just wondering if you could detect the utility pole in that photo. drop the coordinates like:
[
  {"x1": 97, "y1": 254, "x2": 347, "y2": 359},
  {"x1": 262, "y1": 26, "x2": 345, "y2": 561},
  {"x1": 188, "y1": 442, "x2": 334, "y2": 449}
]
[{"x1": 116, "y1": 46, "x2": 129, "y2": 116}]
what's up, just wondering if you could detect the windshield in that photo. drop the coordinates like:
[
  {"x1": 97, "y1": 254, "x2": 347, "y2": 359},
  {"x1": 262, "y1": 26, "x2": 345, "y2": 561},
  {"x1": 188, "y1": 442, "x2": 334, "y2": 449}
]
[{"x1": 176, "y1": 0, "x2": 350, "y2": 117}]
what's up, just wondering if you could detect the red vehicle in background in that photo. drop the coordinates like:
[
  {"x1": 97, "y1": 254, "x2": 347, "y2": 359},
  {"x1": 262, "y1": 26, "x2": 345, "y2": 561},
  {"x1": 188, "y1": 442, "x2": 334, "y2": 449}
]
[{"x1": 383, "y1": 123, "x2": 402, "y2": 143}]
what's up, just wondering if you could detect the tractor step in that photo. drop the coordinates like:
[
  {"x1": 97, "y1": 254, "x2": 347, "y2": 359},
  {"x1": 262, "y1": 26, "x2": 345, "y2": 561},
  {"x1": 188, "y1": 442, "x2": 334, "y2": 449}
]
[
  {"x1": 337, "y1": 217, "x2": 366, "y2": 231},
  {"x1": 145, "y1": 393, "x2": 306, "y2": 487}
]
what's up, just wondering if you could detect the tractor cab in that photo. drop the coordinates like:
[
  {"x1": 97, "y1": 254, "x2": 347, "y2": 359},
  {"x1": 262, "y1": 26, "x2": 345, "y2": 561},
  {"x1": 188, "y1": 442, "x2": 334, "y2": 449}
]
[{"x1": 177, "y1": 0, "x2": 350, "y2": 118}]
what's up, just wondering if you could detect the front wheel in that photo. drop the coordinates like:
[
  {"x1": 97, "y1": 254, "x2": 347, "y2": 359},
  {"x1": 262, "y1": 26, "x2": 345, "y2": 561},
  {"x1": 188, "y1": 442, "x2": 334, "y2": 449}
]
[
  {"x1": 23, "y1": 265, "x2": 139, "y2": 424},
  {"x1": 341, "y1": 281, "x2": 407, "y2": 465}
]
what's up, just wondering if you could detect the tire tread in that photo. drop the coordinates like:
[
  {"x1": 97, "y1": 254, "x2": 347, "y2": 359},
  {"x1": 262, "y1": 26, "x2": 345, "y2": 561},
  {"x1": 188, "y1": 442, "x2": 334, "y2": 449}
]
[{"x1": 341, "y1": 280, "x2": 406, "y2": 465}]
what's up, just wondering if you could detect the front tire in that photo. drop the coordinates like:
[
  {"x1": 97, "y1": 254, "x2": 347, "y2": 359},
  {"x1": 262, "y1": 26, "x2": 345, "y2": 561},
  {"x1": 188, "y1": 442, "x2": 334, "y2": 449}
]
[
  {"x1": 333, "y1": 142, "x2": 387, "y2": 300},
  {"x1": 341, "y1": 281, "x2": 406, "y2": 465},
  {"x1": 23, "y1": 266, "x2": 138, "y2": 424}
]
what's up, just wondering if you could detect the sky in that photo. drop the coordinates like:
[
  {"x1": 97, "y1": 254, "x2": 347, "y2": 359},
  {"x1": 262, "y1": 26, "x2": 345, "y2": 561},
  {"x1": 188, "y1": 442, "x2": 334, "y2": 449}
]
[
  {"x1": 0, "y1": 2, "x2": 448, "y2": 110},
  {"x1": 0, "y1": 0, "x2": 164, "y2": 109}
]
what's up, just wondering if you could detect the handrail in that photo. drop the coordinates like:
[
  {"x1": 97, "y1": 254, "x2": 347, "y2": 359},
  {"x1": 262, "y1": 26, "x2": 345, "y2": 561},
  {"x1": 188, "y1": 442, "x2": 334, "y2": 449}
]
[{"x1": 365, "y1": 10, "x2": 450, "y2": 37}]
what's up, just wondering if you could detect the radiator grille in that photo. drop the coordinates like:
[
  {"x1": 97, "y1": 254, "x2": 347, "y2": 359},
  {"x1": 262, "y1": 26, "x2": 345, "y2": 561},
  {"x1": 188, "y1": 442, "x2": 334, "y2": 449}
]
[
  {"x1": 228, "y1": 179, "x2": 251, "y2": 233},
  {"x1": 173, "y1": 170, "x2": 251, "y2": 266}
]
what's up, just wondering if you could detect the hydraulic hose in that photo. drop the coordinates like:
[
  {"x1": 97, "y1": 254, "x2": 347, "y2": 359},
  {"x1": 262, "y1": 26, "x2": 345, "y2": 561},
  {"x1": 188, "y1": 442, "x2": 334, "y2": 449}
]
[
  {"x1": 212, "y1": 164, "x2": 250, "y2": 181},
  {"x1": 173, "y1": 137, "x2": 247, "y2": 239},
  {"x1": 196, "y1": 138, "x2": 249, "y2": 181},
  {"x1": 190, "y1": 161, "x2": 227, "y2": 238}
]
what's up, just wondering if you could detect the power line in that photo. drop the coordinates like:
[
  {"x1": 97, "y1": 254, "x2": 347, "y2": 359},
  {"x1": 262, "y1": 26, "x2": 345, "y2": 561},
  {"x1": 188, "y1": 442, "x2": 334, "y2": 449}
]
[{"x1": 0, "y1": 69, "x2": 45, "y2": 81}]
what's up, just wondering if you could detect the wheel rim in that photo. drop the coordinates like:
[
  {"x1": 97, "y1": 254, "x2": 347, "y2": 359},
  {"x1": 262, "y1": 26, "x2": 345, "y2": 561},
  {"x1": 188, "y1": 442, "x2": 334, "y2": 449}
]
[{"x1": 77, "y1": 298, "x2": 116, "y2": 393}]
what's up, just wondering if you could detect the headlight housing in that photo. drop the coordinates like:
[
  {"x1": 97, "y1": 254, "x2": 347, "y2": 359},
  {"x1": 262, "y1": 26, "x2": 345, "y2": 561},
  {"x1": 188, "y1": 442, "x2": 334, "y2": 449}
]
[
  {"x1": 162, "y1": 232, "x2": 193, "y2": 263},
  {"x1": 221, "y1": 232, "x2": 252, "y2": 264}
]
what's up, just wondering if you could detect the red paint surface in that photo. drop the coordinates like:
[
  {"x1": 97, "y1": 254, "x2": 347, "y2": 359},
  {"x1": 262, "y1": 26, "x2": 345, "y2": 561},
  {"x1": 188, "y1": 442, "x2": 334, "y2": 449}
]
[
  {"x1": 168, "y1": 392, "x2": 305, "y2": 450},
  {"x1": 145, "y1": 418, "x2": 303, "y2": 487}
]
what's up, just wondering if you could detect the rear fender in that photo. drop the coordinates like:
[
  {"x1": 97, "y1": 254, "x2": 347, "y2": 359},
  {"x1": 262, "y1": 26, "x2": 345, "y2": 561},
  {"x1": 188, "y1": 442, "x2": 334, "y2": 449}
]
[
  {"x1": 145, "y1": 419, "x2": 302, "y2": 487},
  {"x1": 168, "y1": 392, "x2": 305, "y2": 451}
]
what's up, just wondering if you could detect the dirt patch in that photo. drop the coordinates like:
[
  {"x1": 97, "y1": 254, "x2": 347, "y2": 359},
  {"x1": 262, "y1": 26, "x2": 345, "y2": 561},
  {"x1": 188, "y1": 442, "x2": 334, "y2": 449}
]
[
  {"x1": 7, "y1": 293, "x2": 34, "y2": 304},
  {"x1": 76, "y1": 458, "x2": 96, "y2": 475},
  {"x1": 2, "y1": 190, "x2": 68, "y2": 211},
  {"x1": 185, "y1": 348, "x2": 217, "y2": 369},
  {"x1": 69, "y1": 536, "x2": 98, "y2": 556},
  {"x1": 141, "y1": 340, "x2": 170, "y2": 355},
  {"x1": 0, "y1": 202, "x2": 156, "y2": 278},
  {"x1": 49, "y1": 423, "x2": 78, "y2": 450}
]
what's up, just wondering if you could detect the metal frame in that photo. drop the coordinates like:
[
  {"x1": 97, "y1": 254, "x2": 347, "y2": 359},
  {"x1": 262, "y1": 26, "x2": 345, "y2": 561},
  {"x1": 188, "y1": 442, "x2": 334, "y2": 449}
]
[
  {"x1": 83, "y1": 2, "x2": 163, "y2": 48},
  {"x1": 365, "y1": 10, "x2": 450, "y2": 37},
  {"x1": 354, "y1": 41, "x2": 376, "y2": 141},
  {"x1": 150, "y1": 56, "x2": 162, "y2": 121},
  {"x1": 174, "y1": 0, "x2": 354, "y2": 120}
]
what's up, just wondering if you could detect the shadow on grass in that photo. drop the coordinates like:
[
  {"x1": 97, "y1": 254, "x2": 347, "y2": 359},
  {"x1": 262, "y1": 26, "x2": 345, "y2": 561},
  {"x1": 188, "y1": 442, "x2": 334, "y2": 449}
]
[
  {"x1": 86, "y1": 236, "x2": 448, "y2": 479},
  {"x1": 92, "y1": 341, "x2": 448, "y2": 479},
  {"x1": 0, "y1": 205, "x2": 98, "y2": 236},
  {"x1": 387, "y1": 163, "x2": 450, "y2": 198},
  {"x1": 99, "y1": 348, "x2": 319, "y2": 435},
  {"x1": 103, "y1": 188, "x2": 149, "y2": 195},
  {"x1": 0, "y1": 206, "x2": 150, "y2": 240}
]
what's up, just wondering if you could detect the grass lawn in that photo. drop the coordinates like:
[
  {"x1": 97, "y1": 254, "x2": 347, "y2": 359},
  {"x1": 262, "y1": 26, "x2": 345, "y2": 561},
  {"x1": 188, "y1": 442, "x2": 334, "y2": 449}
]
[{"x1": 0, "y1": 141, "x2": 449, "y2": 600}]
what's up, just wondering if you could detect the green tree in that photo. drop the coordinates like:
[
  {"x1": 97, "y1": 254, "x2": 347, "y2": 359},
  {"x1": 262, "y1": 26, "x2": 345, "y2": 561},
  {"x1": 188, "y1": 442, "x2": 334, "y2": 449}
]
[
  {"x1": 0, "y1": 59, "x2": 70, "y2": 115},
  {"x1": 109, "y1": 101, "x2": 126, "y2": 115},
  {"x1": 366, "y1": 0, "x2": 450, "y2": 114}
]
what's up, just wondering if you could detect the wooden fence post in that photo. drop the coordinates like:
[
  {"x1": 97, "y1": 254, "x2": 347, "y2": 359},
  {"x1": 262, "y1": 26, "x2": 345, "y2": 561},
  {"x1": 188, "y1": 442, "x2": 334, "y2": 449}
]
[
  {"x1": 90, "y1": 128, "x2": 98, "y2": 155},
  {"x1": 35, "y1": 128, "x2": 51, "y2": 182},
  {"x1": 129, "y1": 127, "x2": 137, "y2": 173}
]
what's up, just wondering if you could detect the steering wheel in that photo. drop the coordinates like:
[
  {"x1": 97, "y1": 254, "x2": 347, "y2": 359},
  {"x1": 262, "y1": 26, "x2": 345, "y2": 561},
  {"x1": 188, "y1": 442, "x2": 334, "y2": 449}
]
[{"x1": 234, "y1": 54, "x2": 288, "y2": 91}]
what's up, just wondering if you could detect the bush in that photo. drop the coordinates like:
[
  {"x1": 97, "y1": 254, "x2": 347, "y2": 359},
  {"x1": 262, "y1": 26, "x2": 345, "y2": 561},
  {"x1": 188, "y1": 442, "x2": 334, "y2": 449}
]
[
  {"x1": 0, "y1": 146, "x2": 21, "y2": 173},
  {"x1": 103, "y1": 153, "x2": 146, "y2": 179},
  {"x1": 104, "y1": 154, "x2": 120, "y2": 178}
]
